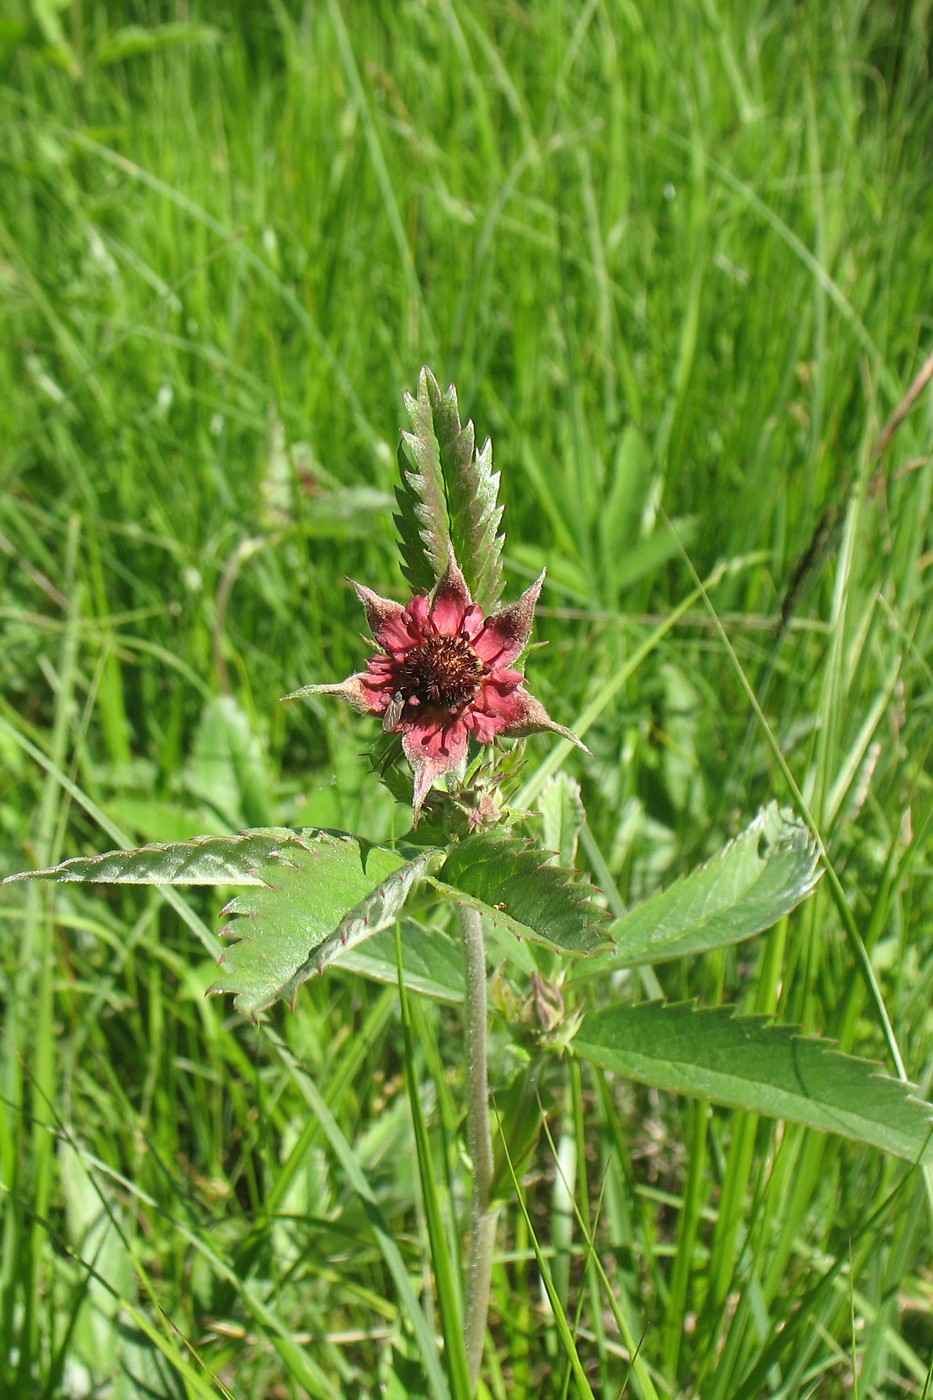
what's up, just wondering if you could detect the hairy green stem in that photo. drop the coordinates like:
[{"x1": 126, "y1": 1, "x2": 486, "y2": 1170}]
[{"x1": 459, "y1": 902, "x2": 499, "y2": 1391}]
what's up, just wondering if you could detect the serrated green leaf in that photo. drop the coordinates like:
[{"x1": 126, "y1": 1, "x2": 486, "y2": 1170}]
[
  {"x1": 393, "y1": 448, "x2": 445, "y2": 599},
  {"x1": 395, "y1": 369, "x2": 453, "y2": 594},
  {"x1": 208, "y1": 834, "x2": 433, "y2": 1016},
  {"x1": 395, "y1": 367, "x2": 505, "y2": 609},
  {"x1": 538, "y1": 773, "x2": 585, "y2": 869},
  {"x1": 273, "y1": 849, "x2": 444, "y2": 1006},
  {"x1": 444, "y1": 421, "x2": 505, "y2": 614},
  {"x1": 574, "y1": 1001, "x2": 933, "y2": 1164},
  {"x1": 435, "y1": 833, "x2": 610, "y2": 956},
  {"x1": 5, "y1": 828, "x2": 459, "y2": 1010},
  {"x1": 575, "y1": 804, "x2": 820, "y2": 977},
  {"x1": 3, "y1": 829, "x2": 299, "y2": 885}
]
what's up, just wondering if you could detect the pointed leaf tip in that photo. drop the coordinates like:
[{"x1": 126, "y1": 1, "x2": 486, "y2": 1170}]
[
  {"x1": 589, "y1": 803, "x2": 821, "y2": 973},
  {"x1": 395, "y1": 369, "x2": 505, "y2": 610},
  {"x1": 574, "y1": 1001, "x2": 933, "y2": 1165},
  {"x1": 2, "y1": 830, "x2": 309, "y2": 886}
]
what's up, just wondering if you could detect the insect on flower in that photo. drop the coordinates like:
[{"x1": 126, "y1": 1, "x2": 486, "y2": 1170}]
[{"x1": 383, "y1": 690, "x2": 406, "y2": 734}]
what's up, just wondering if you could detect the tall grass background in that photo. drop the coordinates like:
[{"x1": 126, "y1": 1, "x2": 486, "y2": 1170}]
[{"x1": 1, "y1": 1, "x2": 932, "y2": 1394}]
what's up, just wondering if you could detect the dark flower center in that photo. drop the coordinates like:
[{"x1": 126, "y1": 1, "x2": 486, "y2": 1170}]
[{"x1": 397, "y1": 635, "x2": 483, "y2": 708}]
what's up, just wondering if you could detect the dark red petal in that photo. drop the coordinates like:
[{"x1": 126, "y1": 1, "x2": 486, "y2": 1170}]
[
  {"x1": 473, "y1": 685, "x2": 528, "y2": 729},
  {"x1": 358, "y1": 675, "x2": 397, "y2": 712},
  {"x1": 460, "y1": 603, "x2": 486, "y2": 640},
  {"x1": 466, "y1": 708, "x2": 507, "y2": 743},
  {"x1": 402, "y1": 710, "x2": 469, "y2": 762},
  {"x1": 486, "y1": 666, "x2": 525, "y2": 691},
  {"x1": 377, "y1": 614, "x2": 419, "y2": 652},
  {"x1": 472, "y1": 570, "x2": 545, "y2": 665},
  {"x1": 405, "y1": 594, "x2": 432, "y2": 633},
  {"x1": 402, "y1": 718, "x2": 469, "y2": 821},
  {"x1": 429, "y1": 559, "x2": 473, "y2": 635}
]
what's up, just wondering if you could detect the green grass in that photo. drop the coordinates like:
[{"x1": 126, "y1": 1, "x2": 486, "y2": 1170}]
[{"x1": 2, "y1": 0, "x2": 933, "y2": 1394}]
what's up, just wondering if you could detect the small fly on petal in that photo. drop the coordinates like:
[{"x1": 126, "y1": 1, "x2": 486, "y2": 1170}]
[{"x1": 383, "y1": 690, "x2": 405, "y2": 733}]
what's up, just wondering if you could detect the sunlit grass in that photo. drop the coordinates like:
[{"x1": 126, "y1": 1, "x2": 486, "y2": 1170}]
[{"x1": 2, "y1": 1, "x2": 932, "y2": 1395}]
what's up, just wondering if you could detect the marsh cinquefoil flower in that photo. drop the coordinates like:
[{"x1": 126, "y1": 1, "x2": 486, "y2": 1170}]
[{"x1": 284, "y1": 559, "x2": 587, "y2": 819}]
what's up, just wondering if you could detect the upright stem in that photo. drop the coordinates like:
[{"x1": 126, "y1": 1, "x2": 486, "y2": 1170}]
[{"x1": 459, "y1": 902, "x2": 499, "y2": 1391}]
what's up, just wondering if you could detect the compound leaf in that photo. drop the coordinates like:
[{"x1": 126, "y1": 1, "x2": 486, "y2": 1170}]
[
  {"x1": 271, "y1": 848, "x2": 444, "y2": 1008},
  {"x1": 208, "y1": 836, "x2": 438, "y2": 1016},
  {"x1": 5, "y1": 829, "x2": 443, "y2": 1017}
]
